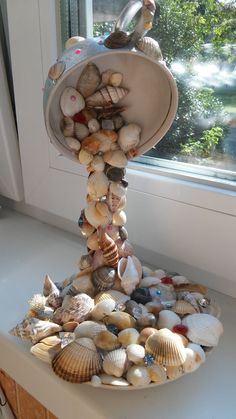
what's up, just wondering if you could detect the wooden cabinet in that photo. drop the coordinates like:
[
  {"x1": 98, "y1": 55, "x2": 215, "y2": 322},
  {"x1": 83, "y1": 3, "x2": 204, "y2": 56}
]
[{"x1": 0, "y1": 370, "x2": 57, "y2": 419}]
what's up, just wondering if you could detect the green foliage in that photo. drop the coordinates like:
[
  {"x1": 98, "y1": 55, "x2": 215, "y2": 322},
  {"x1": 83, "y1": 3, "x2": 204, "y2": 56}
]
[{"x1": 179, "y1": 127, "x2": 224, "y2": 158}]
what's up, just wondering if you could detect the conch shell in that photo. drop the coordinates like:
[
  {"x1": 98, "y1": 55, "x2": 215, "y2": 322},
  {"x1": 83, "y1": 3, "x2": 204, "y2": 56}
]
[
  {"x1": 118, "y1": 256, "x2": 140, "y2": 295},
  {"x1": 9, "y1": 318, "x2": 62, "y2": 344},
  {"x1": 77, "y1": 63, "x2": 101, "y2": 98},
  {"x1": 98, "y1": 230, "x2": 119, "y2": 268},
  {"x1": 86, "y1": 86, "x2": 128, "y2": 107}
]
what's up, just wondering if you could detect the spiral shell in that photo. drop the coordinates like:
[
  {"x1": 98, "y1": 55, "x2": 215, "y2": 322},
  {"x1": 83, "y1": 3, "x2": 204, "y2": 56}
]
[
  {"x1": 52, "y1": 338, "x2": 102, "y2": 383},
  {"x1": 145, "y1": 329, "x2": 186, "y2": 366},
  {"x1": 98, "y1": 231, "x2": 119, "y2": 268},
  {"x1": 86, "y1": 86, "x2": 128, "y2": 108},
  {"x1": 77, "y1": 63, "x2": 101, "y2": 98},
  {"x1": 103, "y1": 348, "x2": 128, "y2": 377},
  {"x1": 10, "y1": 318, "x2": 62, "y2": 344}
]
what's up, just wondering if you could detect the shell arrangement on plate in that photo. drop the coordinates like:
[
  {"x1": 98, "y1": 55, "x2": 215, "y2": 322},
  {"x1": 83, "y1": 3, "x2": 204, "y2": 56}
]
[{"x1": 10, "y1": 61, "x2": 223, "y2": 389}]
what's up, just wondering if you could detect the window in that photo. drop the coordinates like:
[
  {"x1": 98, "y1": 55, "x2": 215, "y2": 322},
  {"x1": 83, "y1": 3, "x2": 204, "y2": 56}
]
[{"x1": 60, "y1": 0, "x2": 236, "y2": 185}]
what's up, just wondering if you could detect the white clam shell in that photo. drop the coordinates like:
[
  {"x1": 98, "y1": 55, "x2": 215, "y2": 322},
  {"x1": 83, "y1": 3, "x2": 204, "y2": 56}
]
[
  {"x1": 88, "y1": 155, "x2": 105, "y2": 172},
  {"x1": 126, "y1": 366, "x2": 151, "y2": 387},
  {"x1": 118, "y1": 123, "x2": 141, "y2": 153},
  {"x1": 60, "y1": 87, "x2": 85, "y2": 117},
  {"x1": 126, "y1": 344, "x2": 145, "y2": 364},
  {"x1": 139, "y1": 276, "x2": 161, "y2": 288},
  {"x1": 172, "y1": 275, "x2": 190, "y2": 285},
  {"x1": 64, "y1": 137, "x2": 81, "y2": 152},
  {"x1": 118, "y1": 328, "x2": 140, "y2": 347},
  {"x1": 99, "y1": 374, "x2": 129, "y2": 387},
  {"x1": 103, "y1": 348, "x2": 128, "y2": 377},
  {"x1": 182, "y1": 313, "x2": 223, "y2": 346},
  {"x1": 157, "y1": 310, "x2": 181, "y2": 330},
  {"x1": 74, "y1": 321, "x2": 106, "y2": 339},
  {"x1": 74, "y1": 123, "x2": 89, "y2": 140},
  {"x1": 87, "y1": 172, "x2": 109, "y2": 200},
  {"x1": 104, "y1": 150, "x2": 128, "y2": 168},
  {"x1": 182, "y1": 346, "x2": 204, "y2": 373},
  {"x1": 91, "y1": 299, "x2": 116, "y2": 321},
  {"x1": 85, "y1": 202, "x2": 111, "y2": 228},
  {"x1": 118, "y1": 256, "x2": 140, "y2": 295},
  {"x1": 166, "y1": 365, "x2": 183, "y2": 380}
]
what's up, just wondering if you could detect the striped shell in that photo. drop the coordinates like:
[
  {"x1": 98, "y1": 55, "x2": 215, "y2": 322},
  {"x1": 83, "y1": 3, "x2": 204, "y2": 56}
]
[
  {"x1": 182, "y1": 313, "x2": 223, "y2": 347},
  {"x1": 92, "y1": 266, "x2": 116, "y2": 291},
  {"x1": 103, "y1": 348, "x2": 128, "y2": 377},
  {"x1": 172, "y1": 300, "x2": 197, "y2": 316},
  {"x1": 30, "y1": 335, "x2": 61, "y2": 364},
  {"x1": 74, "y1": 321, "x2": 107, "y2": 339},
  {"x1": 98, "y1": 231, "x2": 119, "y2": 268},
  {"x1": 95, "y1": 290, "x2": 130, "y2": 306},
  {"x1": 86, "y1": 86, "x2": 128, "y2": 108},
  {"x1": 136, "y1": 37, "x2": 163, "y2": 61},
  {"x1": 145, "y1": 329, "x2": 187, "y2": 366},
  {"x1": 52, "y1": 338, "x2": 102, "y2": 383},
  {"x1": 9, "y1": 318, "x2": 62, "y2": 344},
  {"x1": 174, "y1": 283, "x2": 208, "y2": 295}
]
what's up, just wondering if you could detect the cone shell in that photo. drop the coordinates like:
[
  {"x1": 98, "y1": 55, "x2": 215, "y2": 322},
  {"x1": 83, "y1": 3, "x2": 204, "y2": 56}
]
[
  {"x1": 172, "y1": 300, "x2": 197, "y2": 316},
  {"x1": 95, "y1": 290, "x2": 130, "y2": 306},
  {"x1": 104, "y1": 312, "x2": 136, "y2": 330},
  {"x1": 30, "y1": 335, "x2": 61, "y2": 363},
  {"x1": 91, "y1": 298, "x2": 116, "y2": 321},
  {"x1": 118, "y1": 328, "x2": 140, "y2": 347},
  {"x1": 182, "y1": 313, "x2": 223, "y2": 346},
  {"x1": 126, "y1": 366, "x2": 151, "y2": 387},
  {"x1": 48, "y1": 61, "x2": 65, "y2": 80},
  {"x1": 74, "y1": 321, "x2": 107, "y2": 339},
  {"x1": 103, "y1": 348, "x2": 128, "y2": 377},
  {"x1": 86, "y1": 85, "x2": 128, "y2": 107},
  {"x1": 60, "y1": 87, "x2": 85, "y2": 117},
  {"x1": 94, "y1": 330, "x2": 120, "y2": 351},
  {"x1": 87, "y1": 172, "x2": 109, "y2": 200},
  {"x1": 136, "y1": 37, "x2": 163, "y2": 61},
  {"x1": 52, "y1": 338, "x2": 102, "y2": 383},
  {"x1": 148, "y1": 364, "x2": 167, "y2": 383},
  {"x1": 157, "y1": 310, "x2": 181, "y2": 330},
  {"x1": 118, "y1": 124, "x2": 141, "y2": 153},
  {"x1": 145, "y1": 329, "x2": 187, "y2": 366},
  {"x1": 98, "y1": 231, "x2": 119, "y2": 268},
  {"x1": 126, "y1": 344, "x2": 145, "y2": 364},
  {"x1": 77, "y1": 63, "x2": 101, "y2": 98},
  {"x1": 104, "y1": 150, "x2": 128, "y2": 168}
]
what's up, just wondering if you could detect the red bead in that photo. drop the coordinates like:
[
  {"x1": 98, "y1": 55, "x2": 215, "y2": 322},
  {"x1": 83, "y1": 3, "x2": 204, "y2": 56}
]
[
  {"x1": 161, "y1": 276, "x2": 173, "y2": 285},
  {"x1": 72, "y1": 112, "x2": 86, "y2": 123},
  {"x1": 172, "y1": 324, "x2": 188, "y2": 336},
  {"x1": 75, "y1": 49, "x2": 81, "y2": 55}
]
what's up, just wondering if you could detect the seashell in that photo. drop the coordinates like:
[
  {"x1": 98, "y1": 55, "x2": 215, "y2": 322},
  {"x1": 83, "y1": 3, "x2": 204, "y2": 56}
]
[
  {"x1": 79, "y1": 253, "x2": 93, "y2": 270},
  {"x1": 86, "y1": 85, "x2": 128, "y2": 108},
  {"x1": 60, "y1": 87, "x2": 85, "y2": 117},
  {"x1": 99, "y1": 374, "x2": 129, "y2": 387},
  {"x1": 145, "y1": 329, "x2": 187, "y2": 366},
  {"x1": 177, "y1": 291, "x2": 200, "y2": 313},
  {"x1": 107, "y1": 193, "x2": 126, "y2": 214},
  {"x1": 136, "y1": 37, "x2": 163, "y2": 61},
  {"x1": 104, "y1": 311, "x2": 136, "y2": 330},
  {"x1": 110, "y1": 181, "x2": 127, "y2": 197},
  {"x1": 125, "y1": 300, "x2": 142, "y2": 319},
  {"x1": 52, "y1": 338, "x2": 102, "y2": 382},
  {"x1": 81, "y1": 135, "x2": 101, "y2": 155},
  {"x1": 48, "y1": 61, "x2": 65, "y2": 81},
  {"x1": 139, "y1": 276, "x2": 161, "y2": 288},
  {"x1": 65, "y1": 36, "x2": 85, "y2": 49},
  {"x1": 119, "y1": 226, "x2": 128, "y2": 241},
  {"x1": 62, "y1": 116, "x2": 74, "y2": 137},
  {"x1": 182, "y1": 346, "x2": 205, "y2": 373},
  {"x1": 77, "y1": 63, "x2": 101, "y2": 98},
  {"x1": 116, "y1": 239, "x2": 134, "y2": 258},
  {"x1": 62, "y1": 321, "x2": 78, "y2": 332},
  {"x1": 105, "y1": 164, "x2": 125, "y2": 183},
  {"x1": 91, "y1": 375, "x2": 102, "y2": 387},
  {"x1": 74, "y1": 122, "x2": 89, "y2": 141},
  {"x1": 153, "y1": 269, "x2": 166, "y2": 279},
  {"x1": 127, "y1": 344, "x2": 145, "y2": 364},
  {"x1": 150, "y1": 283, "x2": 176, "y2": 306},
  {"x1": 157, "y1": 310, "x2": 181, "y2": 330},
  {"x1": 27, "y1": 306, "x2": 54, "y2": 321},
  {"x1": 43, "y1": 274, "x2": 59, "y2": 297},
  {"x1": 78, "y1": 149, "x2": 93, "y2": 165},
  {"x1": 126, "y1": 366, "x2": 151, "y2": 387},
  {"x1": 64, "y1": 137, "x2": 81, "y2": 152},
  {"x1": 182, "y1": 313, "x2": 223, "y2": 346},
  {"x1": 10, "y1": 318, "x2": 62, "y2": 344},
  {"x1": 166, "y1": 365, "x2": 183, "y2": 380},
  {"x1": 47, "y1": 294, "x2": 63, "y2": 310},
  {"x1": 68, "y1": 273, "x2": 95, "y2": 297},
  {"x1": 118, "y1": 328, "x2": 139, "y2": 347},
  {"x1": 101, "y1": 69, "x2": 123, "y2": 87},
  {"x1": 200, "y1": 300, "x2": 221, "y2": 318},
  {"x1": 28, "y1": 294, "x2": 47, "y2": 312},
  {"x1": 138, "y1": 327, "x2": 157, "y2": 345},
  {"x1": 188, "y1": 343, "x2": 206, "y2": 363},
  {"x1": 88, "y1": 118, "x2": 100, "y2": 133},
  {"x1": 142, "y1": 266, "x2": 153, "y2": 277},
  {"x1": 137, "y1": 313, "x2": 156, "y2": 328},
  {"x1": 61, "y1": 293, "x2": 94, "y2": 323},
  {"x1": 148, "y1": 364, "x2": 167, "y2": 383},
  {"x1": 87, "y1": 231, "x2": 99, "y2": 251},
  {"x1": 131, "y1": 288, "x2": 152, "y2": 305},
  {"x1": 118, "y1": 256, "x2": 140, "y2": 295},
  {"x1": 104, "y1": 30, "x2": 131, "y2": 49},
  {"x1": 118, "y1": 124, "x2": 141, "y2": 153},
  {"x1": 112, "y1": 276, "x2": 125, "y2": 293},
  {"x1": 126, "y1": 147, "x2": 138, "y2": 160},
  {"x1": 101, "y1": 119, "x2": 115, "y2": 130},
  {"x1": 85, "y1": 202, "x2": 110, "y2": 229},
  {"x1": 87, "y1": 172, "x2": 109, "y2": 202},
  {"x1": 88, "y1": 155, "x2": 104, "y2": 173},
  {"x1": 95, "y1": 290, "x2": 130, "y2": 306},
  {"x1": 74, "y1": 321, "x2": 106, "y2": 339},
  {"x1": 81, "y1": 107, "x2": 97, "y2": 123},
  {"x1": 92, "y1": 249, "x2": 105, "y2": 271},
  {"x1": 145, "y1": 301, "x2": 164, "y2": 316},
  {"x1": 94, "y1": 330, "x2": 120, "y2": 351},
  {"x1": 94, "y1": 129, "x2": 118, "y2": 145},
  {"x1": 103, "y1": 348, "x2": 128, "y2": 377},
  {"x1": 113, "y1": 210, "x2": 127, "y2": 227},
  {"x1": 104, "y1": 150, "x2": 128, "y2": 168},
  {"x1": 171, "y1": 275, "x2": 190, "y2": 285},
  {"x1": 91, "y1": 298, "x2": 116, "y2": 321},
  {"x1": 91, "y1": 266, "x2": 116, "y2": 292},
  {"x1": 30, "y1": 335, "x2": 62, "y2": 363},
  {"x1": 174, "y1": 283, "x2": 208, "y2": 295},
  {"x1": 98, "y1": 231, "x2": 119, "y2": 268},
  {"x1": 172, "y1": 300, "x2": 197, "y2": 316},
  {"x1": 105, "y1": 224, "x2": 120, "y2": 241}
]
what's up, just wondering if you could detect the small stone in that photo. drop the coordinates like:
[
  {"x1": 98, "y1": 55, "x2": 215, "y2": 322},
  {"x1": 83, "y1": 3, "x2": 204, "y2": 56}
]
[
  {"x1": 102, "y1": 119, "x2": 115, "y2": 130},
  {"x1": 130, "y1": 288, "x2": 152, "y2": 305},
  {"x1": 107, "y1": 324, "x2": 119, "y2": 336}
]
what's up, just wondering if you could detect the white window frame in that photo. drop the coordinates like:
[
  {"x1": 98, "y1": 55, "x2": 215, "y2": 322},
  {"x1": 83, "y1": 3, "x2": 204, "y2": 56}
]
[{"x1": 6, "y1": 0, "x2": 236, "y2": 297}]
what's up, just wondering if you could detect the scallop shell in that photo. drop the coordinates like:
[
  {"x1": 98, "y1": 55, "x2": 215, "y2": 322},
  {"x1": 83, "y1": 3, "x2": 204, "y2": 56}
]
[
  {"x1": 77, "y1": 63, "x2": 101, "y2": 98},
  {"x1": 172, "y1": 300, "x2": 197, "y2": 316},
  {"x1": 62, "y1": 116, "x2": 74, "y2": 137},
  {"x1": 118, "y1": 124, "x2": 141, "y2": 153},
  {"x1": 10, "y1": 318, "x2": 62, "y2": 344},
  {"x1": 61, "y1": 294, "x2": 94, "y2": 324},
  {"x1": 182, "y1": 313, "x2": 223, "y2": 346},
  {"x1": 104, "y1": 312, "x2": 136, "y2": 330},
  {"x1": 91, "y1": 298, "x2": 116, "y2": 321},
  {"x1": 99, "y1": 374, "x2": 129, "y2": 386},
  {"x1": 127, "y1": 344, "x2": 145, "y2": 364},
  {"x1": 157, "y1": 310, "x2": 181, "y2": 330},
  {"x1": 147, "y1": 364, "x2": 167, "y2": 383},
  {"x1": 177, "y1": 291, "x2": 200, "y2": 313},
  {"x1": 126, "y1": 366, "x2": 151, "y2": 387},
  {"x1": 74, "y1": 321, "x2": 107, "y2": 339},
  {"x1": 104, "y1": 150, "x2": 128, "y2": 168},
  {"x1": 104, "y1": 30, "x2": 131, "y2": 49},
  {"x1": 95, "y1": 290, "x2": 130, "y2": 306},
  {"x1": 48, "y1": 61, "x2": 65, "y2": 80},
  {"x1": 145, "y1": 329, "x2": 187, "y2": 366},
  {"x1": 118, "y1": 256, "x2": 140, "y2": 295},
  {"x1": 94, "y1": 330, "x2": 120, "y2": 351},
  {"x1": 78, "y1": 149, "x2": 93, "y2": 165},
  {"x1": 87, "y1": 231, "x2": 99, "y2": 251},
  {"x1": 98, "y1": 231, "x2": 119, "y2": 268},
  {"x1": 60, "y1": 87, "x2": 85, "y2": 117},
  {"x1": 52, "y1": 338, "x2": 102, "y2": 383},
  {"x1": 103, "y1": 348, "x2": 128, "y2": 377},
  {"x1": 64, "y1": 137, "x2": 81, "y2": 152},
  {"x1": 138, "y1": 328, "x2": 157, "y2": 346},
  {"x1": 30, "y1": 335, "x2": 61, "y2": 363},
  {"x1": 86, "y1": 85, "x2": 128, "y2": 108},
  {"x1": 136, "y1": 37, "x2": 163, "y2": 61},
  {"x1": 74, "y1": 122, "x2": 89, "y2": 141},
  {"x1": 118, "y1": 328, "x2": 140, "y2": 347},
  {"x1": 43, "y1": 274, "x2": 59, "y2": 297}
]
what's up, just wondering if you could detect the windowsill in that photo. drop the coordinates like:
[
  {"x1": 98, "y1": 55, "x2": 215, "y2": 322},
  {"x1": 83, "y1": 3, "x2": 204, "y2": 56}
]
[{"x1": 0, "y1": 208, "x2": 235, "y2": 419}]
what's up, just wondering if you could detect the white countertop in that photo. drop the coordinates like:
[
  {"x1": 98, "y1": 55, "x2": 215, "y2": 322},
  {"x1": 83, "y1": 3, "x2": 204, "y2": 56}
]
[{"x1": 0, "y1": 208, "x2": 235, "y2": 419}]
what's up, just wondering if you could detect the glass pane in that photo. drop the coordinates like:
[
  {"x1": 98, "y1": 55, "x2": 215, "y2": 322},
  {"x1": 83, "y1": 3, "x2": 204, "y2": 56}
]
[{"x1": 60, "y1": 0, "x2": 236, "y2": 180}]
